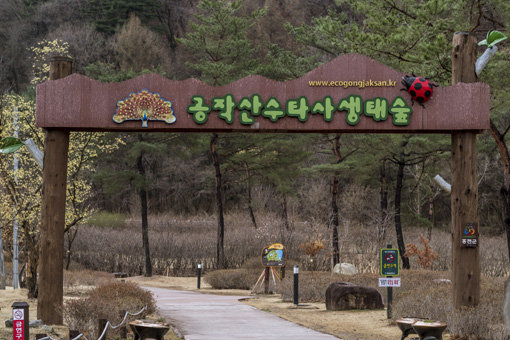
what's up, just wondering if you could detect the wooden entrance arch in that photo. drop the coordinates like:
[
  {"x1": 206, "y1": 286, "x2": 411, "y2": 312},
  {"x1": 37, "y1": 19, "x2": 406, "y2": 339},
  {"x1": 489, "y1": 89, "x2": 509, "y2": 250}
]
[{"x1": 36, "y1": 33, "x2": 487, "y2": 324}]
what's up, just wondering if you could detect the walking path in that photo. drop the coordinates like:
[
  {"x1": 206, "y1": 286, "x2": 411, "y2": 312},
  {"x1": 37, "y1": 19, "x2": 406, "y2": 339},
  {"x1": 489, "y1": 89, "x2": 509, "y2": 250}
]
[{"x1": 148, "y1": 287, "x2": 339, "y2": 340}]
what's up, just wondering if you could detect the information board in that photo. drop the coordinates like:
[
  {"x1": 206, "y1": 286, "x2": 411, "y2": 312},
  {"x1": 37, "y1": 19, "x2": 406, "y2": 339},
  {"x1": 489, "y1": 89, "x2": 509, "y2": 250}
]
[{"x1": 261, "y1": 243, "x2": 286, "y2": 267}]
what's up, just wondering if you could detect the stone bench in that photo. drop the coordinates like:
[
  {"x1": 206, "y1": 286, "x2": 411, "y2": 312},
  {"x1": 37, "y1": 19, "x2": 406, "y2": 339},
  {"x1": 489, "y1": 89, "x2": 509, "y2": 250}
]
[{"x1": 396, "y1": 318, "x2": 447, "y2": 340}]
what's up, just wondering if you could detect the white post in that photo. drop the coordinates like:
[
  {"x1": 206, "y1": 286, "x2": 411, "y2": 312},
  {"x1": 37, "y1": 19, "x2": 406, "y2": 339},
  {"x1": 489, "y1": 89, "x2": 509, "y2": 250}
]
[{"x1": 12, "y1": 106, "x2": 19, "y2": 289}]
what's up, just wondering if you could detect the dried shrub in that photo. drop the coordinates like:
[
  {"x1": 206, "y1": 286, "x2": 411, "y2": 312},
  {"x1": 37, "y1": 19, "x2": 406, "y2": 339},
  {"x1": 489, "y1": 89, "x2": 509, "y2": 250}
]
[
  {"x1": 392, "y1": 275, "x2": 507, "y2": 340},
  {"x1": 299, "y1": 237, "x2": 326, "y2": 257},
  {"x1": 241, "y1": 257, "x2": 265, "y2": 270},
  {"x1": 64, "y1": 281, "x2": 155, "y2": 337},
  {"x1": 404, "y1": 235, "x2": 440, "y2": 269},
  {"x1": 64, "y1": 269, "x2": 114, "y2": 290},
  {"x1": 71, "y1": 213, "x2": 509, "y2": 276},
  {"x1": 277, "y1": 271, "x2": 382, "y2": 303},
  {"x1": 204, "y1": 269, "x2": 260, "y2": 290}
]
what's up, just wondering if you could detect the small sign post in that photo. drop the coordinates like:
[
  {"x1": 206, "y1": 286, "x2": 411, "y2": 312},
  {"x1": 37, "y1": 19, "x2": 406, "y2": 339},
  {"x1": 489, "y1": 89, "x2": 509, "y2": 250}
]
[
  {"x1": 380, "y1": 245, "x2": 400, "y2": 319},
  {"x1": 252, "y1": 243, "x2": 287, "y2": 294},
  {"x1": 261, "y1": 243, "x2": 287, "y2": 268},
  {"x1": 461, "y1": 223, "x2": 479, "y2": 248},
  {"x1": 380, "y1": 247, "x2": 400, "y2": 276},
  {"x1": 12, "y1": 302, "x2": 29, "y2": 340}
]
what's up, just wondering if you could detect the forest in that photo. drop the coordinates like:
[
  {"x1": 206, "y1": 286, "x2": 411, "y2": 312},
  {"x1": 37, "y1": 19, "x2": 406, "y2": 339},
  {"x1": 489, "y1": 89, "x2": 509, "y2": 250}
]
[{"x1": 0, "y1": 0, "x2": 510, "y2": 300}]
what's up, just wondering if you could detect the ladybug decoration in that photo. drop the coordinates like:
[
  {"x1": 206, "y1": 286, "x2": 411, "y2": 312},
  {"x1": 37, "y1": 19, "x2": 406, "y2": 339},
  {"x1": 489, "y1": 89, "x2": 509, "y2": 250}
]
[{"x1": 401, "y1": 73, "x2": 438, "y2": 107}]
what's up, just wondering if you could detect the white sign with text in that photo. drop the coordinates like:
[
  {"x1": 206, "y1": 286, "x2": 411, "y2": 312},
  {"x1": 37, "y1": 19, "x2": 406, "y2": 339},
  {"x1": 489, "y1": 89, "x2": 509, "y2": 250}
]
[{"x1": 378, "y1": 277, "x2": 401, "y2": 287}]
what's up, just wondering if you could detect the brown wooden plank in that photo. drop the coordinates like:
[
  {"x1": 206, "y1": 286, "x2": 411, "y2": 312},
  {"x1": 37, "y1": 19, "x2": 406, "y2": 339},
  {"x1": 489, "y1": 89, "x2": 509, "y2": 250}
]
[
  {"x1": 37, "y1": 57, "x2": 72, "y2": 325},
  {"x1": 36, "y1": 54, "x2": 490, "y2": 133},
  {"x1": 451, "y1": 32, "x2": 480, "y2": 308}
]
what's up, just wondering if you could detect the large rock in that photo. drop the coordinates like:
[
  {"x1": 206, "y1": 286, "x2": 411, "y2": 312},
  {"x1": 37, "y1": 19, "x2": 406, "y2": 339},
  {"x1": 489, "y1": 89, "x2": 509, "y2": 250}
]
[
  {"x1": 333, "y1": 263, "x2": 358, "y2": 275},
  {"x1": 325, "y1": 282, "x2": 384, "y2": 310}
]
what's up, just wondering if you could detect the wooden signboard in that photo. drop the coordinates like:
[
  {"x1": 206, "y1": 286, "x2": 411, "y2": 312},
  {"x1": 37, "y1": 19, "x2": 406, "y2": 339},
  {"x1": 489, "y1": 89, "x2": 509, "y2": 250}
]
[
  {"x1": 35, "y1": 41, "x2": 487, "y2": 325},
  {"x1": 36, "y1": 54, "x2": 489, "y2": 133}
]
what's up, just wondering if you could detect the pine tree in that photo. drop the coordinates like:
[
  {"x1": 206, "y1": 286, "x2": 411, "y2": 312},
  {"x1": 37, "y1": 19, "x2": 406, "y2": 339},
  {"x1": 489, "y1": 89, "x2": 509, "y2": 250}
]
[{"x1": 178, "y1": 0, "x2": 265, "y2": 269}]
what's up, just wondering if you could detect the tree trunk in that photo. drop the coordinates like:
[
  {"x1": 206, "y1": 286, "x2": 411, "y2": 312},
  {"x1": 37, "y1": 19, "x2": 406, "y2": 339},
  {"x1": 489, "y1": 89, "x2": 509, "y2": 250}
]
[
  {"x1": 395, "y1": 141, "x2": 410, "y2": 269},
  {"x1": 427, "y1": 179, "x2": 434, "y2": 241},
  {"x1": 379, "y1": 160, "x2": 388, "y2": 242},
  {"x1": 137, "y1": 149, "x2": 152, "y2": 277},
  {"x1": 330, "y1": 134, "x2": 342, "y2": 268},
  {"x1": 65, "y1": 228, "x2": 78, "y2": 270},
  {"x1": 330, "y1": 175, "x2": 340, "y2": 267},
  {"x1": 489, "y1": 119, "x2": 510, "y2": 260},
  {"x1": 244, "y1": 162, "x2": 257, "y2": 229},
  {"x1": 26, "y1": 240, "x2": 38, "y2": 298},
  {"x1": 0, "y1": 217, "x2": 5, "y2": 290},
  {"x1": 282, "y1": 194, "x2": 290, "y2": 230},
  {"x1": 211, "y1": 133, "x2": 225, "y2": 269},
  {"x1": 502, "y1": 179, "x2": 510, "y2": 261}
]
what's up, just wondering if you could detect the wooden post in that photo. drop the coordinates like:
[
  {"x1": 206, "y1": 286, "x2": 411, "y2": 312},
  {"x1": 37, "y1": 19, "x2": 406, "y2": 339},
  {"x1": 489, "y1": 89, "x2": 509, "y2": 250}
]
[
  {"x1": 98, "y1": 318, "x2": 108, "y2": 339},
  {"x1": 264, "y1": 267, "x2": 270, "y2": 294},
  {"x1": 69, "y1": 330, "x2": 80, "y2": 339},
  {"x1": 451, "y1": 32, "x2": 480, "y2": 308},
  {"x1": 119, "y1": 310, "x2": 127, "y2": 339},
  {"x1": 37, "y1": 56, "x2": 72, "y2": 325}
]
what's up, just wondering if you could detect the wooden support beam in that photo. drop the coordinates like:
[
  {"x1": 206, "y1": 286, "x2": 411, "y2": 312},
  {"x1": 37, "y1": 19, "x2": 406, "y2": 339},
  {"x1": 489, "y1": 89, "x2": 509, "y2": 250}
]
[
  {"x1": 37, "y1": 57, "x2": 72, "y2": 325},
  {"x1": 451, "y1": 32, "x2": 480, "y2": 308}
]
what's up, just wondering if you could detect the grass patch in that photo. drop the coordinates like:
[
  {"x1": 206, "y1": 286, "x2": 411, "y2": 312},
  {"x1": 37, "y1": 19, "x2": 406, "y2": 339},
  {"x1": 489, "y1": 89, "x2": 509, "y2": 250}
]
[{"x1": 87, "y1": 211, "x2": 126, "y2": 228}]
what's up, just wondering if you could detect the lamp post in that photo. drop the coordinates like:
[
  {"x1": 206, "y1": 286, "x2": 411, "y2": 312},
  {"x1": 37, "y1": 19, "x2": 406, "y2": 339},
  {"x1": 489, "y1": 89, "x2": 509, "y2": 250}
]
[
  {"x1": 293, "y1": 265, "x2": 299, "y2": 306},
  {"x1": 197, "y1": 262, "x2": 202, "y2": 289}
]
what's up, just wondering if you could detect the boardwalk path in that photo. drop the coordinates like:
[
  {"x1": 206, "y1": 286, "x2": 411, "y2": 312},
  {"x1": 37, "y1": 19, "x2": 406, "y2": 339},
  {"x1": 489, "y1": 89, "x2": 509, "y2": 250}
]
[{"x1": 147, "y1": 287, "x2": 339, "y2": 340}]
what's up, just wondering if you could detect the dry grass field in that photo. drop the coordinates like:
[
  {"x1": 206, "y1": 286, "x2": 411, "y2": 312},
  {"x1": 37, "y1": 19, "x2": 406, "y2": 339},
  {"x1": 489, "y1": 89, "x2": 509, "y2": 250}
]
[
  {"x1": 0, "y1": 213, "x2": 507, "y2": 339},
  {"x1": 67, "y1": 212, "x2": 509, "y2": 339}
]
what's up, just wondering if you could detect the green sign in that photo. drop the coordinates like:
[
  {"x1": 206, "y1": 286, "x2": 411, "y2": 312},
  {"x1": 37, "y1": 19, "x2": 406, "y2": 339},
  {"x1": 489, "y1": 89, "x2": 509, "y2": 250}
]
[
  {"x1": 187, "y1": 94, "x2": 412, "y2": 126},
  {"x1": 380, "y1": 248, "x2": 399, "y2": 276}
]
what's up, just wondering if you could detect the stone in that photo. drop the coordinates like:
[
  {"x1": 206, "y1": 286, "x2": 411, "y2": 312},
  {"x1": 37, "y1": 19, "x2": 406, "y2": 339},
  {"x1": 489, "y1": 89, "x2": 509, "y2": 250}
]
[
  {"x1": 332, "y1": 263, "x2": 358, "y2": 275},
  {"x1": 432, "y1": 279, "x2": 452, "y2": 284},
  {"x1": 29, "y1": 319, "x2": 42, "y2": 327},
  {"x1": 42, "y1": 325, "x2": 54, "y2": 333},
  {"x1": 6, "y1": 318, "x2": 42, "y2": 328},
  {"x1": 325, "y1": 282, "x2": 384, "y2": 310}
]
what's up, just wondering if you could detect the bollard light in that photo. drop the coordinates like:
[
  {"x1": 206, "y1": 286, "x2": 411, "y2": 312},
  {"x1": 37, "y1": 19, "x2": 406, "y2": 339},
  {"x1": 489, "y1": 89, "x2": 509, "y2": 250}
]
[
  {"x1": 293, "y1": 265, "x2": 299, "y2": 306},
  {"x1": 197, "y1": 262, "x2": 202, "y2": 290}
]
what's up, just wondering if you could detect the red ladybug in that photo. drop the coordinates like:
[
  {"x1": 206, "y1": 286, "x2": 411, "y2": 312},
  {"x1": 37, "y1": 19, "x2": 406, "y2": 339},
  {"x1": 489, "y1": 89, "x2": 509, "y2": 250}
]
[{"x1": 401, "y1": 73, "x2": 438, "y2": 107}]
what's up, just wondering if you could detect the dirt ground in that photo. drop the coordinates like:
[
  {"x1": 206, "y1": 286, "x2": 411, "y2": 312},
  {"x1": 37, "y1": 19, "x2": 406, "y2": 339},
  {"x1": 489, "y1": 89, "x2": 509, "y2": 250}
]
[
  {"x1": 0, "y1": 287, "x2": 68, "y2": 339},
  {"x1": 0, "y1": 283, "x2": 175, "y2": 340},
  {"x1": 127, "y1": 275, "x2": 440, "y2": 340},
  {"x1": 0, "y1": 275, "x2": 451, "y2": 340}
]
